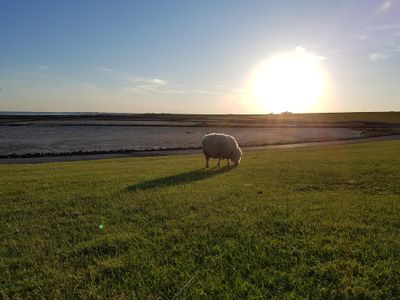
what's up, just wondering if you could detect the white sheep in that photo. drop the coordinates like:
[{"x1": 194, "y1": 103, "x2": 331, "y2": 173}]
[{"x1": 201, "y1": 133, "x2": 242, "y2": 168}]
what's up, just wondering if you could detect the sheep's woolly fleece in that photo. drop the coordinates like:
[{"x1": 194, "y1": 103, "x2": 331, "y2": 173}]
[{"x1": 201, "y1": 133, "x2": 242, "y2": 167}]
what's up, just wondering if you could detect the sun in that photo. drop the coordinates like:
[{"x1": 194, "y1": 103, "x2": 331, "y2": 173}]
[{"x1": 250, "y1": 47, "x2": 327, "y2": 113}]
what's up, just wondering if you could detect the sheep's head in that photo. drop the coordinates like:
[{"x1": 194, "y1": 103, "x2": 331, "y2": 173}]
[{"x1": 231, "y1": 147, "x2": 242, "y2": 166}]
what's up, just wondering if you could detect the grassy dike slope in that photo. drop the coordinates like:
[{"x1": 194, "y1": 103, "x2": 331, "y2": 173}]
[{"x1": 1, "y1": 141, "x2": 399, "y2": 298}]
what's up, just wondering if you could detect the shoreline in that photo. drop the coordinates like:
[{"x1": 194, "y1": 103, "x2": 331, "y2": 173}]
[{"x1": 1, "y1": 134, "x2": 399, "y2": 164}]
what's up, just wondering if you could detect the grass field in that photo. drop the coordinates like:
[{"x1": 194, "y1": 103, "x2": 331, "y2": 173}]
[{"x1": 1, "y1": 141, "x2": 399, "y2": 298}]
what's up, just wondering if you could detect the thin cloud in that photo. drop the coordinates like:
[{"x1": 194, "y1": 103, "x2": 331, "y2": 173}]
[
  {"x1": 98, "y1": 67, "x2": 115, "y2": 73},
  {"x1": 363, "y1": 22, "x2": 400, "y2": 58},
  {"x1": 98, "y1": 67, "x2": 222, "y2": 95},
  {"x1": 99, "y1": 67, "x2": 169, "y2": 92},
  {"x1": 295, "y1": 46, "x2": 326, "y2": 60},
  {"x1": 98, "y1": 67, "x2": 138, "y2": 82},
  {"x1": 374, "y1": 0, "x2": 400, "y2": 14},
  {"x1": 367, "y1": 24, "x2": 400, "y2": 31},
  {"x1": 149, "y1": 78, "x2": 168, "y2": 86},
  {"x1": 191, "y1": 89, "x2": 222, "y2": 95},
  {"x1": 97, "y1": 67, "x2": 229, "y2": 97},
  {"x1": 130, "y1": 78, "x2": 170, "y2": 93},
  {"x1": 325, "y1": 49, "x2": 342, "y2": 55},
  {"x1": 38, "y1": 65, "x2": 51, "y2": 70},
  {"x1": 369, "y1": 52, "x2": 390, "y2": 61},
  {"x1": 161, "y1": 89, "x2": 188, "y2": 95},
  {"x1": 121, "y1": 86, "x2": 148, "y2": 93},
  {"x1": 79, "y1": 83, "x2": 108, "y2": 92},
  {"x1": 377, "y1": 1, "x2": 392, "y2": 13}
]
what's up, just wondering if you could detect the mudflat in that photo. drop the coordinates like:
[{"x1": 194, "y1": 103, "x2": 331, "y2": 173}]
[{"x1": 1, "y1": 112, "x2": 399, "y2": 159}]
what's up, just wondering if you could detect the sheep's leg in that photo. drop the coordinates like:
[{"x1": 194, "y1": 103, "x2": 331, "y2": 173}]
[
  {"x1": 205, "y1": 156, "x2": 210, "y2": 168},
  {"x1": 227, "y1": 159, "x2": 230, "y2": 166},
  {"x1": 218, "y1": 158, "x2": 221, "y2": 166}
]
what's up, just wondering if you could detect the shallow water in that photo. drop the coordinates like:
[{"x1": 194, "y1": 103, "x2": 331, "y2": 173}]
[{"x1": 0, "y1": 125, "x2": 361, "y2": 155}]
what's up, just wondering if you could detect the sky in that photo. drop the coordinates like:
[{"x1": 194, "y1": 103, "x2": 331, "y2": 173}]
[{"x1": 0, "y1": 0, "x2": 399, "y2": 113}]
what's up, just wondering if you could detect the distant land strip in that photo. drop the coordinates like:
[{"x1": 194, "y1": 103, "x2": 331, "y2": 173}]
[{"x1": 1, "y1": 122, "x2": 400, "y2": 129}]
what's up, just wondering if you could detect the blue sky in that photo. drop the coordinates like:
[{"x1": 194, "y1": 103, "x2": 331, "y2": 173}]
[{"x1": 0, "y1": 0, "x2": 399, "y2": 113}]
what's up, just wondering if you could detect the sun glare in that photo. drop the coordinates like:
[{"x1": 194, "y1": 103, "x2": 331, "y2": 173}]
[{"x1": 250, "y1": 47, "x2": 327, "y2": 113}]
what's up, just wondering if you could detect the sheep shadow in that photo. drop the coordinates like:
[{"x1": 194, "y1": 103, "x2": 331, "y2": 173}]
[{"x1": 127, "y1": 166, "x2": 233, "y2": 191}]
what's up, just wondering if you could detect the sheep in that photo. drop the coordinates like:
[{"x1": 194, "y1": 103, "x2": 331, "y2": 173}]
[{"x1": 201, "y1": 133, "x2": 242, "y2": 168}]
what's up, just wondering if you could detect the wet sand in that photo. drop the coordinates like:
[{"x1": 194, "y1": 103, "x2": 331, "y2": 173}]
[
  {"x1": 2, "y1": 135, "x2": 399, "y2": 164},
  {"x1": 1, "y1": 113, "x2": 399, "y2": 164},
  {"x1": 0, "y1": 125, "x2": 362, "y2": 155}
]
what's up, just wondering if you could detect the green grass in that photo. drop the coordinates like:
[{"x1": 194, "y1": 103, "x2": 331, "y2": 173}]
[{"x1": 1, "y1": 141, "x2": 400, "y2": 299}]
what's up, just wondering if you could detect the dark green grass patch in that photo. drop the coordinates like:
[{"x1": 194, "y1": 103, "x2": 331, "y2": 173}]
[{"x1": 1, "y1": 141, "x2": 399, "y2": 298}]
